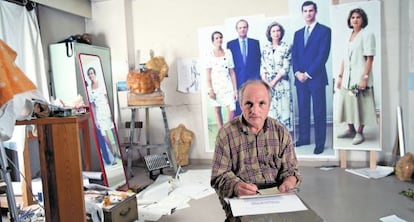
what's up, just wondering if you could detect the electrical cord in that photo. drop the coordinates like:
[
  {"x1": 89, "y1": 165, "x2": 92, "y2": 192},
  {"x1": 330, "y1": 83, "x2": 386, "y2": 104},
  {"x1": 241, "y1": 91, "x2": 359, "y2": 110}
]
[{"x1": 5, "y1": 155, "x2": 44, "y2": 210}]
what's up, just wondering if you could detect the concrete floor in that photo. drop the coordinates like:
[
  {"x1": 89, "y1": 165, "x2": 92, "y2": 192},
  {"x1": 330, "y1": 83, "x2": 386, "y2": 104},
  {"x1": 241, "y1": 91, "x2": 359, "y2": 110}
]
[
  {"x1": 1, "y1": 160, "x2": 412, "y2": 221},
  {"x1": 128, "y1": 161, "x2": 414, "y2": 222}
]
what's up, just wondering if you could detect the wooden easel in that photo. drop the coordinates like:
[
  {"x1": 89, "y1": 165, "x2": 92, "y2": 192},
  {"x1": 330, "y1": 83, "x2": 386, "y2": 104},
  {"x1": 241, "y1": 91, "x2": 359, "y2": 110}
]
[
  {"x1": 339, "y1": 113, "x2": 382, "y2": 169},
  {"x1": 340, "y1": 150, "x2": 377, "y2": 169}
]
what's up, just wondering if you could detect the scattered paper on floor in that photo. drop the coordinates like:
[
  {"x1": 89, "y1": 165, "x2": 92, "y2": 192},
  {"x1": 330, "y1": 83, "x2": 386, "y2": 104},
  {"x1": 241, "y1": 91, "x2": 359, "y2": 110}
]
[
  {"x1": 380, "y1": 214, "x2": 407, "y2": 222},
  {"x1": 345, "y1": 166, "x2": 394, "y2": 179},
  {"x1": 136, "y1": 169, "x2": 215, "y2": 221}
]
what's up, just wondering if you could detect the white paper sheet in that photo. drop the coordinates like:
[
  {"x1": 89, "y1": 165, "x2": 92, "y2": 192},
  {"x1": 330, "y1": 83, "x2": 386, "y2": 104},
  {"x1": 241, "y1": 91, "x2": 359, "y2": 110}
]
[
  {"x1": 136, "y1": 175, "x2": 172, "y2": 204},
  {"x1": 11, "y1": 178, "x2": 42, "y2": 196},
  {"x1": 380, "y1": 215, "x2": 407, "y2": 222},
  {"x1": 83, "y1": 171, "x2": 103, "y2": 180},
  {"x1": 172, "y1": 169, "x2": 215, "y2": 199},
  {"x1": 345, "y1": 166, "x2": 394, "y2": 179},
  {"x1": 228, "y1": 193, "x2": 308, "y2": 217}
]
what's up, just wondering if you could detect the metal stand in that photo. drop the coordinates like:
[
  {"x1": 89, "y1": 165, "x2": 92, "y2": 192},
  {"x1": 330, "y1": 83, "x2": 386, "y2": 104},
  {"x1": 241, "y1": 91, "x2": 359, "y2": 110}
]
[
  {"x1": 0, "y1": 142, "x2": 20, "y2": 222},
  {"x1": 126, "y1": 105, "x2": 177, "y2": 178}
]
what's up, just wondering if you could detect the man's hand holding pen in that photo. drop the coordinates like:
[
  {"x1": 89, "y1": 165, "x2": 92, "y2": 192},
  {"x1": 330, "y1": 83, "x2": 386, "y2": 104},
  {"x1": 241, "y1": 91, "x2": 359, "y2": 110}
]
[
  {"x1": 235, "y1": 182, "x2": 258, "y2": 196},
  {"x1": 236, "y1": 175, "x2": 298, "y2": 197}
]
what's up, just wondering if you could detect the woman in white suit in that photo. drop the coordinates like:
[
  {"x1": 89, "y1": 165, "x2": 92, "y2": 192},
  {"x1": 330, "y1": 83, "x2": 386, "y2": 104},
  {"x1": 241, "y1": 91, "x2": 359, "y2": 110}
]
[{"x1": 335, "y1": 8, "x2": 376, "y2": 145}]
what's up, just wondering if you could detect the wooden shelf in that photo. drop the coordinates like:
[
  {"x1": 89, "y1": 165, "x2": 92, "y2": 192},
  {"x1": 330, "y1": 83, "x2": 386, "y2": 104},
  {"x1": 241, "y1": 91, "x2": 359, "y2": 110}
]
[{"x1": 16, "y1": 115, "x2": 90, "y2": 222}]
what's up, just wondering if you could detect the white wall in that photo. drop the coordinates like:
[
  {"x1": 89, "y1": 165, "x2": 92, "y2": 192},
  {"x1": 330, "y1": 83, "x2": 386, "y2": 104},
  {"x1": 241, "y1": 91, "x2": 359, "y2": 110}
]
[
  {"x1": 34, "y1": 0, "x2": 91, "y2": 18},
  {"x1": 400, "y1": 0, "x2": 414, "y2": 156},
  {"x1": 83, "y1": 0, "x2": 410, "y2": 163}
]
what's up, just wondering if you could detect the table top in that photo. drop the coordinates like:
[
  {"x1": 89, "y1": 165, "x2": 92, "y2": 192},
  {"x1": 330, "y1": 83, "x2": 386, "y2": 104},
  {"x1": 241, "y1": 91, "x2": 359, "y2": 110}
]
[
  {"x1": 240, "y1": 194, "x2": 324, "y2": 222},
  {"x1": 15, "y1": 114, "x2": 89, "y2": 125},
  {"x1": 122, "y1": 104, "x2": 168, "y2": 109}
]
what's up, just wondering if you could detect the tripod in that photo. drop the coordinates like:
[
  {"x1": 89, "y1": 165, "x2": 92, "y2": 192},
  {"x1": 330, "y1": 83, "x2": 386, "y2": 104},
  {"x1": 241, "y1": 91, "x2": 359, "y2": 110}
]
[{"x1": 0, "y1": 142, "x2": 20, "y2": 222}]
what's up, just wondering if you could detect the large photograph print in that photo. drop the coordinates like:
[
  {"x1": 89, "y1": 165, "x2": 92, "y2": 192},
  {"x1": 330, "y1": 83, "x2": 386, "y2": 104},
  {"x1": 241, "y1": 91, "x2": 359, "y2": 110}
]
[
  {"x1": 198, "y1": 0, "x2": 330, "y2": 158},
  {"x1": 331, "y1": 1, "x2": 382, "y2": 151},
  {"x1": 198, "y1": 15, "x2": 268, "y2": 154},
  {"x1": 288, "y1": 0, "x2": 333, "y2": 157},
  {"x1": 199, "y1": 0, "x2": 381, "y2": 158}
]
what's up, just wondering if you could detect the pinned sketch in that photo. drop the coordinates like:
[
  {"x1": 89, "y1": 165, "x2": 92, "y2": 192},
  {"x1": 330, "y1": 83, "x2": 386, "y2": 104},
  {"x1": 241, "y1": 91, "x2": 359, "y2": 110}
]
[{"x1": 177, "y1": 58, "x2": 201, "y2": 93}]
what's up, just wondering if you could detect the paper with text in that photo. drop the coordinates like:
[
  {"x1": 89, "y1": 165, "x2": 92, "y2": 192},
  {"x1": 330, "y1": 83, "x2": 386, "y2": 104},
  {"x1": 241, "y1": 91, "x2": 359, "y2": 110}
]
[{"x1": 229, "y1": 193, "x2": 308, "y2": 217}]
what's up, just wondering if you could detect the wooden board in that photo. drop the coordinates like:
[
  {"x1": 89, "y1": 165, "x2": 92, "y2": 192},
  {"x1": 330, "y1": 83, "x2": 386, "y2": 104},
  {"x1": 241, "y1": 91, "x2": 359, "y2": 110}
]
[{"x1": 127, "y1": 91, "x2": 164, "y2": 106}]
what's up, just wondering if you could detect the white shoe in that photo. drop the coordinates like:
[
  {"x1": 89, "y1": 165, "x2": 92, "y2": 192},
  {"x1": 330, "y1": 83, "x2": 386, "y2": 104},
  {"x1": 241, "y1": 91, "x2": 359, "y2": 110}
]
[
  {"x1": 337, "y1": 129, "x2": 356, "y2": 138},
  {"x1": 352, "y1": 133, "x2": 365, "y2": 145}
]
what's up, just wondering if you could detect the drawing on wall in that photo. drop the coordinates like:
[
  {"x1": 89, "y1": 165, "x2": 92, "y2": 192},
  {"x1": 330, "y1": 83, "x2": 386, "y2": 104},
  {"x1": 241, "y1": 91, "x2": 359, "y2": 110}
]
[
  {"x1": 177, "y1": 58, "x2": 201, "y2": 93},
  {"x1": 79, "y1": 53, "x2": 127, "y2": 188},
  {"x1": 331, "y1": 1, "x2": 382, "y2": 151}
]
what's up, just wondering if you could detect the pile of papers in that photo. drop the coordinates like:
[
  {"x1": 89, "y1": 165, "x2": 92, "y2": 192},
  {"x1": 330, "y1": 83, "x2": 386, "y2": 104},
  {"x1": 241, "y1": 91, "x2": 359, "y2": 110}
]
[{"x1": 136, "y1": 169, "x2": 215, "y2": 221}]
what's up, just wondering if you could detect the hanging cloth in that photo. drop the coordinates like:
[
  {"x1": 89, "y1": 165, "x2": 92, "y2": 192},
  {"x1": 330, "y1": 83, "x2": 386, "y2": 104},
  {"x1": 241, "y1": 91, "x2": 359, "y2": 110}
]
[{"x1": 0, "y1": 39, "x2": 36, "y2": 108}]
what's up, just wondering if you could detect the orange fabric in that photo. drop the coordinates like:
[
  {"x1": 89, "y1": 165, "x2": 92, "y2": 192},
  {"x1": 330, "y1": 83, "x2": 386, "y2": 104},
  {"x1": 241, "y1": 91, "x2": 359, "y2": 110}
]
[{"x1": 0, "y1": 39, "x2": 36, "y2": 107}]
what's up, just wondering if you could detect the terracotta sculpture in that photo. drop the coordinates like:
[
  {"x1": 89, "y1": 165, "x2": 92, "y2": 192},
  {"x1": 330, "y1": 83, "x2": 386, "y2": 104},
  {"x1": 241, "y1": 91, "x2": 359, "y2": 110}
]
[
  {"x1": 170, "y1": 124, "x2": 194, "y2": 166},
  {"x1": 126, "y1": 50, "x2": 169, "y2": 94},
  {"x1": 127, "y1": 69, "x2": 160, "y2": 94}
]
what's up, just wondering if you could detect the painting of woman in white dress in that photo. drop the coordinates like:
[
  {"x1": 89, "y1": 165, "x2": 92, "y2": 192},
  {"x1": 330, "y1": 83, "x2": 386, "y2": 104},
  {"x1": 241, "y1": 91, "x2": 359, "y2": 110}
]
[{"x1": 205, "y1": 31, "x2": 238, "y2": 129}]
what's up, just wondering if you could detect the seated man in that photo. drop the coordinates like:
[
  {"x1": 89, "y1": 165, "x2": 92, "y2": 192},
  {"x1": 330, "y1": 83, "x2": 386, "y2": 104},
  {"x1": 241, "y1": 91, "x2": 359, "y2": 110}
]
[{"x1": 210, "y1": 80, "x2": 303, "y2": 222}]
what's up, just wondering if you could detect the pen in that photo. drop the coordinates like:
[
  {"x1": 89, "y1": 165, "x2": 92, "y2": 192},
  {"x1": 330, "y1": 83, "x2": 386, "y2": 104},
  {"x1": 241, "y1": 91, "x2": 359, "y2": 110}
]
[{"x1": 286, "y1": 187, "x2": 300, "y2": 193}]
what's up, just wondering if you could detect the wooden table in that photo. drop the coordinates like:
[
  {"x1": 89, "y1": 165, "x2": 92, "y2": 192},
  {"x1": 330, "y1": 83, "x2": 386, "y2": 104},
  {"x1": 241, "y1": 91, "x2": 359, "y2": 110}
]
[
  {"x1": 16, "y1": 115, "x2": 90, "y2": 222},
  {"x1": 240, "y1": 195, "x2": 323, "y2": 222}
]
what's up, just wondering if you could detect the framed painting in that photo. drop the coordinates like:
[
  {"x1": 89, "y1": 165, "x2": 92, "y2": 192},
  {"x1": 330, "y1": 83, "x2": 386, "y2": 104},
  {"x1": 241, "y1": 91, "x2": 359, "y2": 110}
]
[{"x1": 79, "y1": 53, "x2": 127, "y2": 188}]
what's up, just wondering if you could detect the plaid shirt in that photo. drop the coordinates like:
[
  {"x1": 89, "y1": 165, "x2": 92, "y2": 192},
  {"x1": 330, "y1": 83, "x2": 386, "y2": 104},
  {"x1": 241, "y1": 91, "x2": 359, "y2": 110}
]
[{"x1": 211, "y1": 115, "x2": 302, "y2": 199}]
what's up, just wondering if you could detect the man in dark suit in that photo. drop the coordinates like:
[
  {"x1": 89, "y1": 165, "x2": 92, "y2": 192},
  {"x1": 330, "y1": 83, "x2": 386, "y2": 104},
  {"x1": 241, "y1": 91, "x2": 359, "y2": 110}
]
[
  {"x1": 227, "y1": 19, "x2": 261, "y2": 116},
  {"x1": 292, "y1": 1, "x2": 331, "y2": 154}
]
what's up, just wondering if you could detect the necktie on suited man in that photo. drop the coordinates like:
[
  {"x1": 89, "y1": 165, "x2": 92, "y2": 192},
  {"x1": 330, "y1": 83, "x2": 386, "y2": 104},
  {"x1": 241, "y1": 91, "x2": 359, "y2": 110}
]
[
  {"x1": 304, "y1": 26, "x2": 310, "y2": 46},
  {"x1": 242, "y1": 39, "x2": 247, "y2": 63}
]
